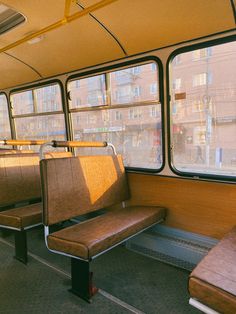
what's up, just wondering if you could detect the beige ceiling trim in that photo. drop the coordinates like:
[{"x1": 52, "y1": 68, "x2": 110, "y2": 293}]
[
  {"x1": 0, "y1": 0, "x2": 118, "y2": 54},
  {"x1": 77, "y1": 1, "x2": 127, "y2": 55},
  {"x1": 3, "y1": 51, "x2": 43, "y2": 78}
]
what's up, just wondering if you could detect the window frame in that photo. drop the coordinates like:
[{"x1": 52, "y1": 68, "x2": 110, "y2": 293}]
[
  {"x1": 167, "y1": 34, "x2": 236, "y2": 182},
  {"x1": 9, "y1": 79, "x2": 69, "y2": 141},
  {"x1": 0, "y1": 92, "x2": 13, "y2": 140},
  {"x1": 66, "y1": 56, "x2": 165, "y2": 173}
]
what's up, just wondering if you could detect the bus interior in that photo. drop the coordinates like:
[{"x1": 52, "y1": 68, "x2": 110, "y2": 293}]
[{"x1": 0, "y1": 1, "x2": 236, "y2": 313}]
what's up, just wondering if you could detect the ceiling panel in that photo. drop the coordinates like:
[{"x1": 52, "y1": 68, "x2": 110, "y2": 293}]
[
  {"x1": 0, "y1": 0, "x2": 235, "y2": 90},
  {"x1": 81, "y1": 0, "x2": 236, "y2": 54},
  {"x1": 6, "y1": 15, "x2": 125, "y2": 79},
  {"x1": 0, "y1": 53, "x2": 40, "y2": 88},
  {"x1": 0, "y1": 0, "x2": 80, "y2": 47}
]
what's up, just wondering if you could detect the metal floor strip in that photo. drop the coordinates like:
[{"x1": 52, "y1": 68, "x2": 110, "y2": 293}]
[{"x1": 0, "y1": 237, "x2": 145, "y2": 314}]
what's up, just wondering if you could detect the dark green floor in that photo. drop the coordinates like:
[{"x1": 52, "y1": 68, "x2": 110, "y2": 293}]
[{"x1": 0, "y1": 227, "x2": 202, "y2": 314}]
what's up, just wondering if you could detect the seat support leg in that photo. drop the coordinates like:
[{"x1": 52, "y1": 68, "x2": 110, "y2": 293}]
[
  {"x1": 70, "y1": 258, "x2": 98, "y2": 302},
  {"x1": 14, "y1": 230, "x2": 27, "y2": 264}
]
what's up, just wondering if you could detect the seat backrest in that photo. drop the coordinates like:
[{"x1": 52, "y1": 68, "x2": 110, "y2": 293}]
[
  {"x1": 0, "y1": 152, "x2": 72, "y2": 207},
  {"x1": 40, "y1": 155, "x2": 130, "y2": 225}
]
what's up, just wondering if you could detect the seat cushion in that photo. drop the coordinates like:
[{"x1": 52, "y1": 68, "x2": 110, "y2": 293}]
[
  {"x1": 189, "y1": 226, "x2": 236, "y2": 314},
  {"x1": 0, "y1": 203, "x2": 42, "y2": 230},
  {"x1": 47, "y1": 205, "x2": 166, "y2": 260}
]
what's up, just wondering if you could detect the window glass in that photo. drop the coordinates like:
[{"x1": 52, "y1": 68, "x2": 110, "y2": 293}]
[
  {"x1": 11, "y1": 83, "x2": 66, "y2": 147},
  {"x1": 68, "y1": 61, "x2": 162, "y2": 170},
  {"x1": 12, "y1": 90, "x2": 34, "y2": 115},
  {"x1": 0, "y1": 94, "x2": 11, "y2": 140},
  {"x1": 15, "y1": 115, "x2": 66, "y2": 140},
  {"x1": 11, "y1": 84, "x2": 63, "y2": 115},
  {"x1": 68, "y1": 74, "x2": 106, "y2": 109},
  {"x1": 34, "y1": 85, "x2": 62, "y2": 112},
  {"x1": 110, "y1": 63, "x2": 159, "y2": 105},
  {"x1": 71, "y1": 104, "x2": 162, "y2": 169},
  {"x1": 170, "y1": 41, "x2": 236, "y2": 177}
]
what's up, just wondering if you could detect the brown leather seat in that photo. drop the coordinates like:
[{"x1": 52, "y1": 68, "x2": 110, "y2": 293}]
[
  {"x1": 0, "y1": 203, "x2": 42, "y2": 230},
  {"x1": 0, "y1": 152, "x2": 72, "y2": 207},
  {"x1": 48, "y1": 205, "x2": 166, "y2": 259},
  {"x1": 41, "y1": 154, "x2": 167, "y2": 301},
  {"x1": 0, "y1": 151, "x2": 72, "y2": 264},
  {"x1": 189, "y1": 226, "x2": 236, "y2": 314}
]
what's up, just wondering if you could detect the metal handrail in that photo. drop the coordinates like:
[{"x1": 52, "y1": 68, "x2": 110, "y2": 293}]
[{"x1": 39, "y1": 140, "x2": 116, "y2": 160}]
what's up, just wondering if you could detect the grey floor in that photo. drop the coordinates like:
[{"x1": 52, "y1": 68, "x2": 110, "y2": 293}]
[{"x1": 0, "y1": 227, "x2": 202, "y2": 314}]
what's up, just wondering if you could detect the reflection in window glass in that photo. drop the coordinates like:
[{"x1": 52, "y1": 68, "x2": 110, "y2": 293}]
[
  {"x1": 170, "y1": 41, "x2": 236, "y2": 177},
  {"x1": 71, "y1": 105, "x2": 162, "y2": 169},
  {"x1": 0, "y1": 94, "x2": 11, "y2": 140},
  {"x1": 68, "y1": 74, "x2": 106, "y2": 109}
]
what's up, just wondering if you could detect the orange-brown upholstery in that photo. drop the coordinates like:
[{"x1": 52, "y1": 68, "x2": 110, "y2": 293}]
[
  {"x1": 0, "y1": 152, "x2": 72, "y2": 207},
  {"x1": 41, "y1": 154, "x2": 167, "y2": 260},
  {"x1": 0, "y1": 151, "x2": 73, "y2": 263},
  {"x1": 40, "y1": 153, "x2": 166, "y2": 300},
  {"x1": 189, "y1": 226, "x2": 236, "y2": 314},
  {"x1": 0, "y1": 203, "x2": 42, "y2": 230},
  {"x1": 48, "y1": 205, "x2": 166, "y2": 259},
  {"x1": 41, "y1": 155, "x2": 130, "y2": 225}
]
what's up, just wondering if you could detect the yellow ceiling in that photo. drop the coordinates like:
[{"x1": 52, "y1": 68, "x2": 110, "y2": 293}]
[{"x1": 0, "y1": 0, "x2": 235, "y2": 89}]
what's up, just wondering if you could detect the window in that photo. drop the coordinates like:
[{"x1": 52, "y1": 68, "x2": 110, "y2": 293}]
[
  {"x1": 173, "y1": 78, "x2": 182, "y2": 90},
  {"x1": 150, "y1": 83, "x2": 157, "y2": 95},
  {"x1": 133, "y1": 86, "x2": 141, "y2": 97},
  {"x1": 132, "y1": 67, "x2": 141, "y2": 75},
  {"x1": 68, "y1": 74, "x2": 106, "y2": 109},
  {"x1": 193, "y1": 47, "x2": 212, "y2": 60},
  {"x1": 150, "y1": 106, "x2": 159, "y2": 118},
  {"x1": 193, "y1": 72, "x2": 212, "y2": 87},
  {"x1": 115, "y1": 111, "x2": 122, "y2": 120},
  {"x1": 169, "y1": 40, "x2": 236, "y2": 178},
  {"x1": 10, "y1": 83, "x2": 66, "y2": 147},
  {"x1": 68, "y1": 61, "x2": 163, "y2": 170},
  {"x1": 129, "y1": 108, "x2": 141, "y2": 119},
  {"x1": 0, "y1": 94, "x2": 11, "y2": 144}
]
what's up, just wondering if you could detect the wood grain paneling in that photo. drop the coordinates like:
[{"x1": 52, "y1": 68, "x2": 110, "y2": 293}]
[{"x1": 127, "y1": 173, "x2": 236, "y2": 239}]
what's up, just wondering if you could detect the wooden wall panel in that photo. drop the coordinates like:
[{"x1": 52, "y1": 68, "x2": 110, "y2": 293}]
[{"x1": 127, "y1": 173, "x2": 236, "y2": 239}]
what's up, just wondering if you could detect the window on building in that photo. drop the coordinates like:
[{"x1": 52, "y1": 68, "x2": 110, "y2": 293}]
[
  {"x1": 68, "y1": 61, "x2": 163, "y2": 170},
  {"x1": 10, "y1": 83, "x2": 66, "y2": 148},
  {"x1": 0, "y1": 94, "x2": 11, "y2": 145},
  {"x1": 115, "y1": 111, "x2": 122, "y2": 120},
  {"x1": 193, "y1": 47, "x2": 212, "y2": 60},
  {"x1": 173, "y1": 78, "x2": 182, "y2": 90},
  {"x1": 193, "y1": 72, "x2": 212, "y2": 87},
  {"x1": 150, "y1": 83, "x2": 157, "y2": 95},
  {"x1": 133, "y1": 86, "x2": 141, "y2": 97},
  {"x1": 150, "y1": 106, "x2": 160, "y2": 118},
  {"x1": 169, "y1": 40, "x2": 236, "y2": 178},
  {"x1": 129, "y1": 107, "x2": 141, "y2": 119}
]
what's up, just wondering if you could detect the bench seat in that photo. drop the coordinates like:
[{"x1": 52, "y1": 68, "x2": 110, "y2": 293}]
[
  {"x1": 189, "y1": 226, "x2": 236, "y2": 314},
  {"x1": 0, "y1": 203, "x2": 42, "y2": 230},
  {"x1": 40, "y1": 153, "x2": 167, "y2": 301},
  {"x1": 48, "y1": 205, "x2": 166, "y2": 260}
]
